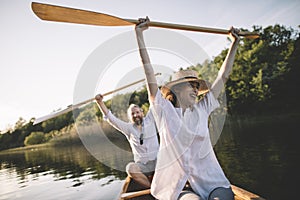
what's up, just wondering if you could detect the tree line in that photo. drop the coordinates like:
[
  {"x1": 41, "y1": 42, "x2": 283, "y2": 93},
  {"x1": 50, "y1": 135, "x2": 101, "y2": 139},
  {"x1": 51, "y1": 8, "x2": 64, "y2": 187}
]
[{"x1": 1, "y1": 24, "x2": 299, "y2": 151}]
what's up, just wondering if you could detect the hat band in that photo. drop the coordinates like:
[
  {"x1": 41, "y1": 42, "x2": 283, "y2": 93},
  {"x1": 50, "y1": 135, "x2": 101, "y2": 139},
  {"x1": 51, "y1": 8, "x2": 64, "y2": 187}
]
[{"x1": 172, "y1": 76, "x2": 199, "y2": 83}]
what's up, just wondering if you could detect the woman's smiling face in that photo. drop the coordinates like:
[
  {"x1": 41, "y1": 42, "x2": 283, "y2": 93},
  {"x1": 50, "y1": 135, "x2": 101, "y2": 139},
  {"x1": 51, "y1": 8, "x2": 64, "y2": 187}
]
[{"x1": 173, "y1": 81, "x2": 200, "y2": 108}]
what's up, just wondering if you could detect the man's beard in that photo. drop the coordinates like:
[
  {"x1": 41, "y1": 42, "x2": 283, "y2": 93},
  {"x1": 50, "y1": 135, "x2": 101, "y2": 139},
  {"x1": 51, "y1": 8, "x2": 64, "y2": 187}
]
[{"x1": 134, "y1": 117, "x2": 143, "y2": 126}]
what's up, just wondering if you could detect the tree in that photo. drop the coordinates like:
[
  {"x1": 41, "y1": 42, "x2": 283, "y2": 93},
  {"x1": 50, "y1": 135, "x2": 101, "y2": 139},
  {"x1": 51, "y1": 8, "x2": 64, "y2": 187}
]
[
  {"x1": 278, "y1": 30, "x2": 300, "y2": 110},
  {"x1": 76, "y1": 103, "x2": 98, "y2": 125},
  {"x1": 219, "y1": 24, "x2": 296, "y2": 114},
  {"x1": 24, "y1": 132, "x2": 47, "y2": 146},
  {"x1": 14, "y1": 117, "x2": 26, "y2": 130}
]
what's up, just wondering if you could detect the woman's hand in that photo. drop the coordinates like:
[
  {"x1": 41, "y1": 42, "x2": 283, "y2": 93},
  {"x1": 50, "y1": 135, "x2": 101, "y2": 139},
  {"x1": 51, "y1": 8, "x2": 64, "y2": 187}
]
[
  {"x1": 135, "y1": 17, "x2": 150, "y2": 33},
  {"x1": 228, "y1": 26, "x2": 241, "y2": 44}
]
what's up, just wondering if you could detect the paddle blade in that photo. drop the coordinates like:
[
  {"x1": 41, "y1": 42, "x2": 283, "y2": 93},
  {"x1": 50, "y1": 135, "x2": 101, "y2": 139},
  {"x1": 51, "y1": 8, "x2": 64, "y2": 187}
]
[
  {"x1": 239, "y1": 31, "x2": 260, "y2": 39},
  {"x1": 31, "y1": 2, "x2": 134, "y2": 26}
]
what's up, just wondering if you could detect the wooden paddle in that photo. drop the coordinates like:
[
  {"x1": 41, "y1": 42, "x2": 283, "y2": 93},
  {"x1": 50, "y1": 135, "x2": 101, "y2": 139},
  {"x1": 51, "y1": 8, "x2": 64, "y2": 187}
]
[
  {"x1": 31, "y1": 2, "x2": 259, "y2": 39},
  {"x1": 33, "y1": 73, "x2": 161, "y2": 125},
  {"x1": 120, "y1": 189, "x2": 151, "y2": 199},
  {"x1": 231, "y1": 185, "x2": 266, "y2": 200}
]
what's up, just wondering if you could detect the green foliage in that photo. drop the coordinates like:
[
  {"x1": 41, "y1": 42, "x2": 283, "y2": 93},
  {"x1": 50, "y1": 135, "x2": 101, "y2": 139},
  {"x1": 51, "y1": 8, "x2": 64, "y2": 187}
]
[
  {"x1": 249, "y1": 69, "x2": 269, "y2": 101},
  {"x1": 0, "y1": 118, "x2": 43, "y2": 150},
  {"x1": 109, "y1": 93, "x2": 132, "y2": 120},
  {"x1": 196, "y1": 24, "x2": 299, "y2": 114},
  {"x1": 129, "y1": 87, "x2": 150, "y2": 113},
  {"x1": 76, "y1": 103, "x2": 98, "y2": 125},
  {"x1": 14, "y1": 117, "x2": 26, "y2": 130},
  {"x1": 41, "y1": 110, "x2": 74, "y2": 133},
  {"x1": 24, "y1": 131, "x2": 48, "y2": 146}
]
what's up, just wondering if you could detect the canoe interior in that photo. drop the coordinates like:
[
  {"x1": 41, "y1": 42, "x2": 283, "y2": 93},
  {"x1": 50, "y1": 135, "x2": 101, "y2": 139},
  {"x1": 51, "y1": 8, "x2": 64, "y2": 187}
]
[
  {"x1": 120, "y1": 176, "x2": 266, "y2": 200},
  {"x1": 119, "y1": 176, "x2": 155, "y2": 200}
]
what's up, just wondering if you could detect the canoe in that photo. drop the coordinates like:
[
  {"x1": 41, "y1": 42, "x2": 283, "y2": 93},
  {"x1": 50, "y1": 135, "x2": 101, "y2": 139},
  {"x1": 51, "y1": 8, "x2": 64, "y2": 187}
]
[
  {"x1": 119, "y1": 176, "x2": 155, "y2": 200},
  {"x1": 119, "y1": 176, "x2": 266, "y2": 200}
]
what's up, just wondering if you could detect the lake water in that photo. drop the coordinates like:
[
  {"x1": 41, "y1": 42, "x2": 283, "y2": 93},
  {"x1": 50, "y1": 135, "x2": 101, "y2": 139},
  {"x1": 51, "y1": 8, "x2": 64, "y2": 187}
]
[{"x1": 0, "y1": 114, "x2": 299, "y2": 200}]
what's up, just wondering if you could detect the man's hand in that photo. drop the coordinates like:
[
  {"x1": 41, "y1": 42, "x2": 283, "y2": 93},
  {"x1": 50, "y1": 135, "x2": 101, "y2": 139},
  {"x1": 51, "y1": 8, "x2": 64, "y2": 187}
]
[{"x1": 95, "y1": 94, "x2": 104, "y2": 103}]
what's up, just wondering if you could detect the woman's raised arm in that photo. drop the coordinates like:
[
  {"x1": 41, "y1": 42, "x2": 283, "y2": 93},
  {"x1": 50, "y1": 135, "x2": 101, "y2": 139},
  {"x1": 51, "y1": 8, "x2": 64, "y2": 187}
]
[
  {"x1": 135, "y1": 17, "x2": 158, "y2": 102},
  {"x1": 210, "y1": 27, "x2": 241, "y2": 98}
]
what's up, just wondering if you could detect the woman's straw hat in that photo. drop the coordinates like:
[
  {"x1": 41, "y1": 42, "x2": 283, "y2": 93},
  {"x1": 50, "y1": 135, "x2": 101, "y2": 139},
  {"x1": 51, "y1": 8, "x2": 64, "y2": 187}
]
[{"x1": 160, "y1": 69, "x2": 209, "y2": 97}]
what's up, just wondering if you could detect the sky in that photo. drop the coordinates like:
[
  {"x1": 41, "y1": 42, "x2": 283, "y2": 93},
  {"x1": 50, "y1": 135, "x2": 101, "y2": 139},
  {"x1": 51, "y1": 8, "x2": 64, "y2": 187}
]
[{"x1": 0, "y1": 0, "x2": 299, "y2": 131}]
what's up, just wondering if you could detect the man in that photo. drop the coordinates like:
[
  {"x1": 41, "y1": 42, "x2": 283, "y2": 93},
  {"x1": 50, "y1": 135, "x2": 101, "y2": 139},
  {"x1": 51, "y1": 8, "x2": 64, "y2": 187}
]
[{"x1": 95, "y1": 94, "x2": 159, "y2": 188}]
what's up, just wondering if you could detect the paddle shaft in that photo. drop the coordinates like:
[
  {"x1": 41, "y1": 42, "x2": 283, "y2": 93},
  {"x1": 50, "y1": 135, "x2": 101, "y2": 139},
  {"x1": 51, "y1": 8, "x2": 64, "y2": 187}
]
[
  {"x1": 31, "y1": 2, "x2": 259, "y2": 39},
  {"x1": 33, "y1": 73, "x2": 160, "y2": 125},
  {"x1": 125, "y1": 19, "x2": 258, "y2": 38}
]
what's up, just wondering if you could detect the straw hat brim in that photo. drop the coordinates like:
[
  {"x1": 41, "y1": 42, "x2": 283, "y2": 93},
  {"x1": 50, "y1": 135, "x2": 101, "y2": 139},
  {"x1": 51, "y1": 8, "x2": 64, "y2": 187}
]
[{"x1": 160, "y1": 77, "x2": 209, "y2": 97}]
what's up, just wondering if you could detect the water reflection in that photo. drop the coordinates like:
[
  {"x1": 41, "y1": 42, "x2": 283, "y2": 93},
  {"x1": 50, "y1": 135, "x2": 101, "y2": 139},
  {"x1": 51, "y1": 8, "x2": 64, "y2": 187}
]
[
  {"x1": 214, "y1": 114, "x2": 300, "y2": 200},
  {"x1": 0, "y1": 144, "x2": 128, "y2": 200}
]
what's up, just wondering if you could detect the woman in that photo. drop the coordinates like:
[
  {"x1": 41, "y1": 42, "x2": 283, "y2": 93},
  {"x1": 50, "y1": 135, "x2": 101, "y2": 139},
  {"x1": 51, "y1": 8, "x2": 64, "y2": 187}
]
[{"x1": 135, "y1": 17, "x2": 240, "y2": 200}]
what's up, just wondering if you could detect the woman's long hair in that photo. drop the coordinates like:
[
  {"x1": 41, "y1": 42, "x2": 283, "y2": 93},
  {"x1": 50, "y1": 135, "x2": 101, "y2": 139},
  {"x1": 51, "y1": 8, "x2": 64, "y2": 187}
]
[{"x1": 163, "y1": 87, "x2": 178, "y2": 107}]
